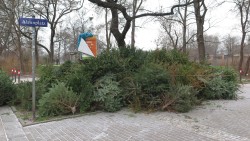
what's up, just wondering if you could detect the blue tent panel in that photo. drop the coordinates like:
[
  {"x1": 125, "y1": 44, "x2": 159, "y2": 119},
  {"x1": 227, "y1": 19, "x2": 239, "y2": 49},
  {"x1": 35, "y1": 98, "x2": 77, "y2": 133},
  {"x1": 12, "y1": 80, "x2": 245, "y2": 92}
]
[{"x1": 77, "y1": 32, "x2": 93, "y2": 48}]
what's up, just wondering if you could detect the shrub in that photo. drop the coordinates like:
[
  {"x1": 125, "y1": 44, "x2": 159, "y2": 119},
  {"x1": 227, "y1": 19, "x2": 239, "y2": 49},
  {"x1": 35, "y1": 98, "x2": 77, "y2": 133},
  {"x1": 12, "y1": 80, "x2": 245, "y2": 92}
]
[
  {"x1": 12, "y1": 81, "x2": 47, "y2": 111},
  {"x1": 82, "y1": 47, "x2": 147, "y2": 83},
  {"x1": 37, "y1": 64, "x2": 58, "y2": 90},
  {"x1": 135, "y1": 63, "x2": 170, "y2": 96},
  {"x1": 53, "y1": 61, "x2": 74, "y2": 82},
  {"x1": 13, "y1": 82, "x2": 32, "y2": 110},
  {"x1": 82, "y1": 50, "x2": 124, "y2": 82},
  {"x1": 29, "y1": 48, "x2": 239, "y2": 115},
  {"x1": 165, "y1": 85, "x2": 199, "y2": 113},
  {"x1": 120, "y1": 77, "x2": 141, "y2": 111},
  {"x1": 64, "y1": 63, "x2": 94, "y2": 112},
  {"x1": 199, "y1": 66, "x2": 239, "y2": 100},
  {"x1": 38, "y1": 82, "x2": 79, "y2": 117},
  {"x1": 94, "y1": 74, "x2": 122, "y2": 112},
  {"x1": 38, "y1": 62, "x2": 95, "y2": 113},
  {"x1": 211, "y1": 66, "x2": 238, "y2": 82},
  {"x1": 37, "y1": 62, "x2": 82, "y2": 98},
  {"x1": 201, "y1": 76, "x2": 239, "y2": 100},
  {"x1": 0, "y1": 70, "x2": 16, "y2": 106},
  {"x1": 147, "y1": 49, "x2": 189, "y2": 65},
  {"x1": 125, "y1": 63, "x2": 170, "y2": 111},
  {"x1": 174, "y1": 63, "x2": 211, "y2": 90},
  {"x1": 68, "y1": 76, "x2": 94, "y2": 112},
  {"x1": 117, "y1": 46, "x2": 148, "y2": 72}
]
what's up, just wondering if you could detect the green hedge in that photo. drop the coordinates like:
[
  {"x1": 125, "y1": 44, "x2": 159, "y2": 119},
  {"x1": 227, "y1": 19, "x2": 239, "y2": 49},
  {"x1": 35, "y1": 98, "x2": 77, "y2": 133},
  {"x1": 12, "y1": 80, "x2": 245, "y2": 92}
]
[{"x1": 0, "y1": 70, "x2": 16, "y2": 106}]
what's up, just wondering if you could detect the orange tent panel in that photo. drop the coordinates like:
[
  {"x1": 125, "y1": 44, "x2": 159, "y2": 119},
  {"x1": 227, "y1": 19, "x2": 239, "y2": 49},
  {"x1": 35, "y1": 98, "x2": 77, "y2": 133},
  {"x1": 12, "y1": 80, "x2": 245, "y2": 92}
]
[{"x1": 85, "y1": 36, "x2": 97, "y2": 57}]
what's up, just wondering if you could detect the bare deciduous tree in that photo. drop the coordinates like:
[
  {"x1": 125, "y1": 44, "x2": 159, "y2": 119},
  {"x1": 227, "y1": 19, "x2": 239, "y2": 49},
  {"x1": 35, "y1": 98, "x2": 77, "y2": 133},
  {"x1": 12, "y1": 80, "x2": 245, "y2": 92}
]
[
  {"x1": 105, "y1": 8, "x2": 112, "y2": 51},
  {"x1": 28, "y1": 0, "x2": 84, "y2": 63},
  {"x1": 0, "y1": 0, "x2": 29, "y2": 71},
  {"x1": 131, "y1": 0, "x2": 144, "y2": 48},
  {"x1": 204, "y1": 34, "x2": 220, "y2": 56},
  {"x1": 156, "y1": 0, "x2": 197, "y2": 53},
  {"x1": 88, "y1": 0, "x2": 194, "y2": 48},
  {"x1": 233, "y1": 0, "x2": 250, "y2": 73},
  {"x1": 204, "y1": 34, "x2": 220, "y2": 65},
  {"x1": 177, "y1": 0, "x2": 193, "y2": 52},
  {"x1": 0, "y1": 0, "x2": 13, "y2": 56},
  {"x1": 193, "y1": 0, "x2": 207, "y2": 63},
  {"x1": 158, "y1": 16, "x2": 180, "y2": 49},
  {"x1": 223, "y1": 34, "x2": 238, "y2": 66}
]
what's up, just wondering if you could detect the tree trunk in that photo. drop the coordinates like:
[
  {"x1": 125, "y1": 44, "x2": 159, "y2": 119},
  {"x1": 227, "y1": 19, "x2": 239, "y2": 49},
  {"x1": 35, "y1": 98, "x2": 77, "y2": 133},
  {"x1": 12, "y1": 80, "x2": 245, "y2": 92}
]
[
  {"x1": 182, "y1": 4, "x2": 187, "y2": 53},
  {"x1": 131, "y1": 19, "x2": 135, "y2": 47},
  {"x1": 182, "y1": 25, "x2": 187, "y2": 52},
  {"x1": 50, "y1": 27, "x2": 55, "y2": 63},
  {"x1": 0, "y1": 45, "x2": 4, "y2": 55},
  {"x1": 110, "y1": 8, "x2": 127, "y2": 48},
  {"x1": 239, "y1": 32, "x2": 246, "y2": 71},
  {"x1": 193, "y1": 0, "x2": 207, "y2": 63},
  {"x1": 58, "y1": 39, "x2": 61, "y2": 65},
  {"x1": 244, "y1": 56, "x2": 250, "y2": 75},
  {"x1": 105, "y1": 8, "x2": 111, "y2": 51},
  {"x1": 197, "y1": 32, "x2": 205, "y2": 62},
  {"x1": 236, "y1": 0, "x2": 250, "y2": 72},
  {"x1": 231, "y1": 52, "x2": 234, "y2": 66},
  {"x1": 16, "y1": 32, "x2": 24, "y2": 73},
  {"x1": 131, "y1": 0, "x2": 137, "y2": 48}
]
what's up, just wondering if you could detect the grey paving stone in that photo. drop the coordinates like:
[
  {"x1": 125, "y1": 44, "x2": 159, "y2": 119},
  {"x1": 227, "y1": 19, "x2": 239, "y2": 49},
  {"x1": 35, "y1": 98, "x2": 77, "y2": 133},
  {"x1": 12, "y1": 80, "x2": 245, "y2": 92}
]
[
  {"x1": 0, "y1": 136, "x2": 7, "y2": 141},
  {"x1": 2, "y1": 84, "x2": 250, "y2": 140},
  {"x1": 0, "y1": 106, "x2": 28, "y2": 141}
]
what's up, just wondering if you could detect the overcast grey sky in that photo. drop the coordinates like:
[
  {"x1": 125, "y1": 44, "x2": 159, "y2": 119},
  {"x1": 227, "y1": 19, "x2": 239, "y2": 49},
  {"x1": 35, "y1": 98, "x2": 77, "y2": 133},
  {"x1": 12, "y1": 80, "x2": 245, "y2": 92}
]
[
  {"x1": 131, "y1": 0, "x2": 238, "y2": 50},
  {"x1": 75, "y1": 0, "x2": 239, "y2": 50}
]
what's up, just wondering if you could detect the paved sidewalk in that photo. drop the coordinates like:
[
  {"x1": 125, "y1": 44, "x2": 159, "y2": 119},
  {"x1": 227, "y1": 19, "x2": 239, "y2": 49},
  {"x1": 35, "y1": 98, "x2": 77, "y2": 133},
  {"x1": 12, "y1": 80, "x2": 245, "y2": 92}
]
[
  {"x1": 12, "y1": 75, "x2": 37, "y2": 84},
  {"x1": 0, "y1": 106, "x2": 28, "y2": 141},
  {"x1": 182, "y1": 84, "x2": 250, "y2": 140},
  {"x1": 1, "y1": 84, "x2": 250, "y2": 140}
]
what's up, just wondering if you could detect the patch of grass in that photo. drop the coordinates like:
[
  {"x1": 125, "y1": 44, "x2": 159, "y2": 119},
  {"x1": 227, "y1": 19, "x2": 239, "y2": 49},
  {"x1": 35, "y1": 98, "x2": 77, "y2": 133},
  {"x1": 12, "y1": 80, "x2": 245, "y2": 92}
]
[
  {"x1": 1, "y1": 112, "x2": 10, "y2": 115},
  {"x1": 216, "y1": 105, "x2": 222, "y2": 108},
  {"x1": 184, "y1": 115, "x2": 192, "y2": 119},
  {"x1": 124, "y1": 113, "x2": 136, "y2": 118},
  {"x1": 241, "y1": 78, "x2": 250, "y2": 84},
  {"x1": 13, "y1": 106, "x2": 33, "y2": 124},
  {"x1": 193, "y1": 118, "x2": 199, "y2": 123},
  {"x1": 12, "y1": 106, "x2": 101, "y2": 126}
]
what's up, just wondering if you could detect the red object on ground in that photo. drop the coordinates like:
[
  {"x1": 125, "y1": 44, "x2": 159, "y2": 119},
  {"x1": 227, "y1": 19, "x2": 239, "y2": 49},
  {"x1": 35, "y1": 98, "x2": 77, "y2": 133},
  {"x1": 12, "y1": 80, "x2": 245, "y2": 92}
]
[
  {"x1": 17, "y1": 70, "x2": 21, "y2": 76},
  {"x1": 240, "y1": 69, "x2": 243, "y2": 74}
]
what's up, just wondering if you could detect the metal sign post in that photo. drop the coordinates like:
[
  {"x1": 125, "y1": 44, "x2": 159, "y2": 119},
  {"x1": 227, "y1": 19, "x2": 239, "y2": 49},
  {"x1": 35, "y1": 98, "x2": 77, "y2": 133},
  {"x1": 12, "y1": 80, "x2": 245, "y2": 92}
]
[
  {"x1": 31, "y1": 15, "x2": 36, "y2": 120},
  {"x1": 19, "y1": 16, "x2": 48, "y2": 120}
]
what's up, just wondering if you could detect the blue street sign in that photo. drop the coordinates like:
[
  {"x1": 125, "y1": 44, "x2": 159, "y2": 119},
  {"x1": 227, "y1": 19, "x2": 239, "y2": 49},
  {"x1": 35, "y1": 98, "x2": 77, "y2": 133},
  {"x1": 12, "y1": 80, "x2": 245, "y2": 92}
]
[{"x1": 19, "y1": 17, "x2": 48, "y2": 27}]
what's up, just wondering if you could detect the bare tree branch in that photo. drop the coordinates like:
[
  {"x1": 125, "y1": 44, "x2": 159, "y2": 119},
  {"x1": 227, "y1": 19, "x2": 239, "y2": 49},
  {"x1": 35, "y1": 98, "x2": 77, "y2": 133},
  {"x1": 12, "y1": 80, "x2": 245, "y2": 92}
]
[
  {"x1": 88, "y1": 0, "x2": 195, "y2": 47},
  {"x1": 88, "y1": 0, "x2": 194, "y2": 20}
]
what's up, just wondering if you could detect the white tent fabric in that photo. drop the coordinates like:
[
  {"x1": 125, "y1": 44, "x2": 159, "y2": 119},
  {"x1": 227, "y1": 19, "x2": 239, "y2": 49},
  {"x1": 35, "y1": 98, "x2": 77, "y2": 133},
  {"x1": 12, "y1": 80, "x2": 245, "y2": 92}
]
[{"x1": 78, "y1": 38, "x2": 94, "y2": 57}]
